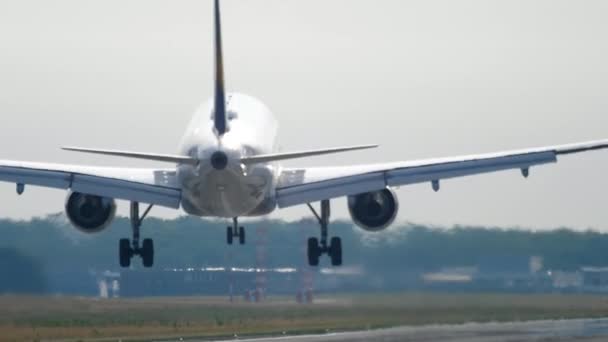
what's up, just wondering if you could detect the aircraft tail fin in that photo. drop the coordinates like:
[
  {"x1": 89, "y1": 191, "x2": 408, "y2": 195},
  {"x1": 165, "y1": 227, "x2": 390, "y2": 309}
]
[{"x1": 213, "y1": 0, "x2": 227, "y2": 136}]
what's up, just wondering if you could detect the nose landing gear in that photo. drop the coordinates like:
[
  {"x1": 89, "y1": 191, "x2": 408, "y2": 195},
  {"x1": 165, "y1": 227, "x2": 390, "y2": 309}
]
[
  {"x1": 227, "y1": 217, "x2": 246, "y2": 245},
  {"x1": 307, "y1": 200, "x2": 342, "y2": 266},
  {"x1": 119, "y1": 202, "x2": 154, "y2": 268}
]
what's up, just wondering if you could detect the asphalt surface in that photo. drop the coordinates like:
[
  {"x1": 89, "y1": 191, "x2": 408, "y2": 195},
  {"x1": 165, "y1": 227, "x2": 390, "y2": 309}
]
[{"x1": 187, "y1": 318, "x2": 608, "y2": 342}]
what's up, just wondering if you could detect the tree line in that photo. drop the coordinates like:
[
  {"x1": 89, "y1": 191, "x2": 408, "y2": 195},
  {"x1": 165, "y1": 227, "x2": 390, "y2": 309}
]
[{"x1": 0, "y1": 214, "x2": 607, "y2": 294}]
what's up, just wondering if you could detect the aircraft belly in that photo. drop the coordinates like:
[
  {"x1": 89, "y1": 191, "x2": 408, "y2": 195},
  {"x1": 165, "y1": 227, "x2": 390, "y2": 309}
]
[
  {"x1": 205, "y1": 172, "x2": 248, "y2": 217},
  {"x1": 180, "y1": 165, "x2": 274, "y2": 218}
]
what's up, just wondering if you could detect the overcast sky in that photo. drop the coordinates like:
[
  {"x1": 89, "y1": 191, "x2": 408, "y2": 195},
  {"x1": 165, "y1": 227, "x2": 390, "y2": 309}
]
[{"x1": 0, "y1": 0, "x2": 607, "y2": 230}]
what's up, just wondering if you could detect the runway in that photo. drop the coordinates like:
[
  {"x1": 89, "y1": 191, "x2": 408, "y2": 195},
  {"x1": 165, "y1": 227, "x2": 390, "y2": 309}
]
[{"x1": 195, "y1": 318, "x2": 608, "y2": 342}]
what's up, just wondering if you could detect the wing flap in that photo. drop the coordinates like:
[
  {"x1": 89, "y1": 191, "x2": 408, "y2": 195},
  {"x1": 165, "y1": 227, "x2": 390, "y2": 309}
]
[
  {"x1": 0, "y1": 166, "x2": 70, "y2": 189},
  {"x1": 275, "y1": 139, "x2": 608, "y2": 208},
  {"x1": 277, "y1": 172, "x2": 385, "y2": 208},
  {"x1": 71, "y1": 174, "x2": 180, "y2": 208},
  {"x1": 0, "y1": 161, "x2": 181, "y2": 208},
  {"x1": 386, "y1": 151, "x2": 556, "y2": 186}
]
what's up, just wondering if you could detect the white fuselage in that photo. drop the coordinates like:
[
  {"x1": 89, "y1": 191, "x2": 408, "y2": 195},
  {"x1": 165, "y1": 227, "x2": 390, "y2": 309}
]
[{"x1": 177, "y1": 93, "x2": 279, "y2": 218}]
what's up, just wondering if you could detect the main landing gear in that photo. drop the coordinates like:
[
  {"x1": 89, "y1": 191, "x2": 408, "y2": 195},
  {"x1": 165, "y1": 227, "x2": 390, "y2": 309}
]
[
  {"x1": 227, "y1": 217, "x2": 246, "y2": 245},
  {"x1": 307, "y1": 200, "x2": 342, "y2": 267},
  {"x1": 119, "y1": 202, "x2": 154, "y2": 268}
]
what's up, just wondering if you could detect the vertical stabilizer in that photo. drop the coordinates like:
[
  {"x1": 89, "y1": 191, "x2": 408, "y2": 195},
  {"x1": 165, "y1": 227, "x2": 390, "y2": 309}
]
[{"x1": 213, "y1": 0, "x2": 227, "y2": 135}]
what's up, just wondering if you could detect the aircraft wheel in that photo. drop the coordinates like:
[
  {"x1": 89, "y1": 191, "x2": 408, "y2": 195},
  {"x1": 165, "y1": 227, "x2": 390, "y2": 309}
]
[
  {"x1": 142, "y1": 238, "x2": 154, "y2": 268},
  {"x1": 239, "y1": 226, "x2": 246, "y2": 245},
  {"x1": 119, "y1": 239, "x2": 131, "y2": 268},
  {"x1": 227, "y1": 226, "x2": 233, "y2": 245},
  {"x1": 329, "y1": 237, "x2": 342, "y2": 266},
  {"x1": 307, "y1": 237, "x2": 321, "y2": 266}
]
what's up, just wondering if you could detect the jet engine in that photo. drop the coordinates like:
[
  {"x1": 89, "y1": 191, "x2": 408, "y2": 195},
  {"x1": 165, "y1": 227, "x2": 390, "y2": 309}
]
[
  {"x1": 347, "y1": 188, "x2": 399, "y2": 232},
  {"x1": 65, "y1": 191, "x2": 116, "y2": 233}
]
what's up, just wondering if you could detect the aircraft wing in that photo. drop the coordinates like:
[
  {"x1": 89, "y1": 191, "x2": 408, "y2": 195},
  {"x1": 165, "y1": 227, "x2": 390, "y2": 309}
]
[
  {"x1": 276, "y1": 139, "x2": 608, "y2": 208},
  {"x1": 0, "y1": 160, "x2": 181, "y2": 208}
]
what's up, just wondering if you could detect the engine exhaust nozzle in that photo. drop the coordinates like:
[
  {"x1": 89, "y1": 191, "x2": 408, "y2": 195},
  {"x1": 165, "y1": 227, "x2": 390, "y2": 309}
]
[{"x1": 210, "y1": 151, "x2": 229, "y2": 170}]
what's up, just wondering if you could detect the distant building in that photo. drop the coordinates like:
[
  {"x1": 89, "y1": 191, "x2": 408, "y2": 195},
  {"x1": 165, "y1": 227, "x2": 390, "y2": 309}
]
[
  {"x1": 422, "y1": 267, "x2": 476, "y2": 285},
  {"x1": 581, "y1": 267, "x2": 608, "y2": 292},
  {"x1": 96, "y1": 271, "x2": 120, "y2": 298},
  {"x1": 549, "y1": 271, "x2": 582, "y2": 290},
  {"x1": 120, "y1": 267, "x2": 300, "y2": 297}
]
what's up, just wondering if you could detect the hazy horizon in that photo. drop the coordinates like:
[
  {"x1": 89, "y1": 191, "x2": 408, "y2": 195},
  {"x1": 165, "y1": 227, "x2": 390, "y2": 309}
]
[{"x1": 0, "y1": 0, "x2": 607, "y2": 230}]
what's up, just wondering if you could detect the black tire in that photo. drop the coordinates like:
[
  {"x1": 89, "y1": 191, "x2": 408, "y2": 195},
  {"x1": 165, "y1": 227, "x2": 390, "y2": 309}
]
[
  {"x1": 329, "y1": 237, "x2": 342, "y2": 266},
  {"x1": 142, "y1": 238, "x2": 154, "y2": 268},
  {"x1": 227, "y1": 227, "x2": 233, "y2": 245},
  {"x1": 119, "y1": 239, "x2": 131, "y2": 268},
  {"x1": 239, "y1": 226, "x2": 246, "y2": 245},
  {"x1": 307, "y1": 237, "x2": 320, "y2": 266}
]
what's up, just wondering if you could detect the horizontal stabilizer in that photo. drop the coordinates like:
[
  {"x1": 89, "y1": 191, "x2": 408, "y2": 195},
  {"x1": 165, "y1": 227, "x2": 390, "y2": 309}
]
[
  {"x1": 62, "y1": 147, "x2": 198, "y2": 165},
  {"x1": 240, "y1": 145, "x2": 378, "y2": 165}
]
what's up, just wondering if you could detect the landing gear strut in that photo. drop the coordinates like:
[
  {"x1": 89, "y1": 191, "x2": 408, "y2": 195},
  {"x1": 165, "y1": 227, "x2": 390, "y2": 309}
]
[
  {"x1": 119, "y1": 202, "x2": 154, "y2": 268},
  {"x1": 227, "y1": 217, "x2": 245, "y2": 245},
  {"x1": 307, "y1": 200, "x2": 342, "y2": 266}
]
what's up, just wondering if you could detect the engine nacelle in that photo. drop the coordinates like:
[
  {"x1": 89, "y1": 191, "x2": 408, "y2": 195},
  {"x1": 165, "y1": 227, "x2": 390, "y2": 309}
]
[
  {"x1": 65, "y1": 192, "x2": 116, "y2": 233},
  {"x1": 347, "y1": 188, "x2": 399, "y2": 232}
]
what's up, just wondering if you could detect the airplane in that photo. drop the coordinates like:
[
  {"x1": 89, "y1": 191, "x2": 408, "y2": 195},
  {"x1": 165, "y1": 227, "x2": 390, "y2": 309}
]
[{"x1": 3, "y1": 0, "x2": 608, "y2": 268}]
